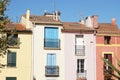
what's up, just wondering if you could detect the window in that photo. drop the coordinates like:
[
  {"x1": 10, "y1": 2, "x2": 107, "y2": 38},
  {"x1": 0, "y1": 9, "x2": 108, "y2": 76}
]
[
  {"x1": 44, "y1": 27, "x2": 59, "y2": 48},
  {"x1": 7, "y1": 52, "x2": 16, "y2": 67},
  {"x1": 75, "y1": 35, "x2": 85, "y2": 56},
  {"x1": 45, "y1": 53, "x2": 59, "y2": 77},
  {"x1": 104, "y1": 54, "x2": 112, "y2": 70},
  {"x1": 77, "y1": 59, "x2": 85, "y2": 73},
  {"x1": 7, "y1": 34, "x2": 18, "y2": 46},
  {"x1": 6, "y1": 77, "x2": 16, "y2": 80},
  {"x1": 104, "y1": 36, "x2": 111, "y2": 44},
  {"x1": 47, "y1": 53, "x2": 56, "y2": 66}
]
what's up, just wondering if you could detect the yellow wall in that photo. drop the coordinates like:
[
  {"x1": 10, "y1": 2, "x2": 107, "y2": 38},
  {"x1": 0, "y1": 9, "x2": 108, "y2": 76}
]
[{"x1": 0, "y1": 33, "x2": 32, "y2": 80}]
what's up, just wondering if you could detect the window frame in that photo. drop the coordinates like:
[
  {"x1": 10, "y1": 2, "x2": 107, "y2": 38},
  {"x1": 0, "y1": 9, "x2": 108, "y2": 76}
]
[
  {"x1": 44, "y1": 27, "x2": 60, "y2": 49},
  {"x1": 6, "y1": 77, "x2": 17, "y2": 80},
  {"x1": 104, "y1": 36, "x2": 111, "y2": 44},
  {"x1": 7, "y1": 52, "x2": 16, "y2": 67}
]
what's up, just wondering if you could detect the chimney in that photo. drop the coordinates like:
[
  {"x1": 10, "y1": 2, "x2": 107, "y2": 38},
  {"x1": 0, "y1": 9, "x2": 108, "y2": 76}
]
[
  {"x1": 26, "y1": 9, "x2": 30, "y2": 29},
  {"x1": 112, "y1": 18, "x2": 116, "y2": 25},
  {"x1": 85, "y1": 16, "x2": 93, "y2": 28},
  {"x1": 92, "y1": 15, "x2": 98, "y2": 28},
  {"x1": 79, "y1": 20, "x2": 85, "y2": 24},
  {"x1": 55, "y1": 11, "x2": 60, "y2": 21}
]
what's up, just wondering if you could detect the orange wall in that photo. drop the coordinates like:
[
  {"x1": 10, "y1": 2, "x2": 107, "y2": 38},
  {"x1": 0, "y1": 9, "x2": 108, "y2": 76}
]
[{"x1": 96, "y1": 36, "x2": 120, "y2": 80}]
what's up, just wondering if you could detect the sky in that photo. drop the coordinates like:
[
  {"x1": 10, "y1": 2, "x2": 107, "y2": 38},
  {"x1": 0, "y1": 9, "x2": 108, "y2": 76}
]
[{"x1": 5, "y1": 0, "x2": 120, "y2": 28}]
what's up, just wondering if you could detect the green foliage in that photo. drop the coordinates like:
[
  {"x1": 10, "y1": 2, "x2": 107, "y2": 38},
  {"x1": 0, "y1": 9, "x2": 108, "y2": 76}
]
[
  {"x1": 102, "y1": 58, "x2": 120, "y2": 80},
  {"x1": 0, "y1": 0, "x2": 10, "y2": 55}
]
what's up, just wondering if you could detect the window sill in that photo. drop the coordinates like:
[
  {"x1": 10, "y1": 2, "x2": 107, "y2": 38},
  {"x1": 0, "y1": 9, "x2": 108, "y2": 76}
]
[
  {"x1": 8, "y1": 46, "x2": 20, "y2": 49},
  {"x1": 44, "y1": 47, "x2": 61, "y2": 50},
  {"x1": 7, "y1": 66, "x2": 17, "y2": 68}
]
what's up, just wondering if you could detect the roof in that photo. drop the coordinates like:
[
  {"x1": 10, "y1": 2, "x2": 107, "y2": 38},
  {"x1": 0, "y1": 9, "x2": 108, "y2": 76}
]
[
  {"x1": 23, "y1": 14, "x2": 62, "y2": 25},
  {"x1": 96, "y1": 23, "x2": 120, "y2": 35},
  {"x1": 5, "y1": 23, "x2": 32, "y2": 33},
  {"x1": 62, "y1": 22, "x2": 95, "y2": 33}
]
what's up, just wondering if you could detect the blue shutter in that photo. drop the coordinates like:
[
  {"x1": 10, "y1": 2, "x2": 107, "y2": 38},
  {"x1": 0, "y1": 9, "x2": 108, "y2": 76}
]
[
  {"x1": 47, "y1": 54, "x2": 56, "y2": 66},
  {"x1": 45, "y1": 27, "x2": 58, "y2": 39}
]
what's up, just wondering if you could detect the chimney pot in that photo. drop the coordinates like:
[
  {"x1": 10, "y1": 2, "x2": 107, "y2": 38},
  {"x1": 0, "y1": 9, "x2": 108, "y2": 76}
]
[
  {"x1": 112, "y1": 18, "x2": 116, "y2": 25},
  {"x1": 92, "y1": 15, "x2": 98, "y2": 29}
]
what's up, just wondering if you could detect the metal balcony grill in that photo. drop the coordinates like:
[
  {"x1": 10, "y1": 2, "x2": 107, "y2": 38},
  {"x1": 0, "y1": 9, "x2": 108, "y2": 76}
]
[
  {"x1": 44, "y1": 39, "x2": 60, "y2": 49},
  {"x1": 45, "y1": 66, "x2": 59, "y2": 77},
  {"x1": 75, "y1": 45, "x2": 85, "y2": 56}
]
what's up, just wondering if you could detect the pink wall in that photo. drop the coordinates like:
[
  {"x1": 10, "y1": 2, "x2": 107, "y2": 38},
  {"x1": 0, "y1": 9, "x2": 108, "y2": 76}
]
[{"x1": 64, "y1": 33, "x2": 96, "y2": 80}]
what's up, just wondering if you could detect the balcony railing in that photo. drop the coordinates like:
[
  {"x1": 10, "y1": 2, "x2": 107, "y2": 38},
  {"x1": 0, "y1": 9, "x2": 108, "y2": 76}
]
[
  {"x1": 77, "y1": 70, "x2": 87, "y2": 78},
  {"x1": 45, "y1": 66, "x2": 59, "y2": 77},
  {"x1": 104, "y1": 65, "x2": 113, "y2": 75},
  {"x1": 44, "y1": 39, "x2": 60, "y2": 49},
  {"x1": 8, "y1": 38, "x2": 20, "y2": 47},
  {"x1": 75, "y1": 45, "x2": 85, "y2": 56}
]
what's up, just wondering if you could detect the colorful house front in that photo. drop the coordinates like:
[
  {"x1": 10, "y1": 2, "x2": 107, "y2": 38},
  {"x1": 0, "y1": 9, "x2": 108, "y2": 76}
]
[{"x1": 96, "y1": 19, "x2": 120, "y2": 80}]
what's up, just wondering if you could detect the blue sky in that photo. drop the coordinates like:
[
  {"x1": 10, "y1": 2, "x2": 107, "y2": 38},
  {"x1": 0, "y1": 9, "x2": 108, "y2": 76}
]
[{"x1": 6, "y1": 0, "x2": 120, "y2": 28}]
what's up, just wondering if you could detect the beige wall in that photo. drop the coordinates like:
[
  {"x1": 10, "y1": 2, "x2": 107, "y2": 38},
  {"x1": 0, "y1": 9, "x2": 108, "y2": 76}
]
[{"x1": 0, "y1": 34, "x2": 32, "y2": 80}]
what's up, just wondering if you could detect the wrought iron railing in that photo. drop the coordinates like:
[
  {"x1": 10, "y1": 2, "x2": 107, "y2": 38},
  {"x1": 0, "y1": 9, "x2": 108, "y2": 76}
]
[
  {"x1": 45, "y1": 66, "x2": 59, "y2": 77},
  {"x1": 104, "y1": 65, "x2": 113, "y2": 75},
  {"x1": 44, "y1": 39, "x2": 60, "y2": 49},
  {"x1": 77, "y1": 70, "x2": 87, "y2": 78},
  {"x1": 75, "y1": 45, "x2": 85, "y2": 56}
]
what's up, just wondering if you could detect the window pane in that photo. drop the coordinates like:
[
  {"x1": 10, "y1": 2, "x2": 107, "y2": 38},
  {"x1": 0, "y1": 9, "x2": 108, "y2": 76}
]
[
  {"x1": 6, "y1": 77, "x2": 16, "y2": 80},
  {"x1": 45, "y1": 27, "x2": 58, "y2": 39},
  {"x1": 7, "y1": 52, "x2": 16, "y2": 67},
  {"x1": 47, "y1": 54, "x2": 56, "y2": 66}
]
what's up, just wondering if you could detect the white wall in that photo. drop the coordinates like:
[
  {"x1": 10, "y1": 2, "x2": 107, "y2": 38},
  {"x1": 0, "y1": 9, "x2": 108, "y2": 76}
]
[{"x1": 33, "y1": 25, "x2": 65, "y2": 80}]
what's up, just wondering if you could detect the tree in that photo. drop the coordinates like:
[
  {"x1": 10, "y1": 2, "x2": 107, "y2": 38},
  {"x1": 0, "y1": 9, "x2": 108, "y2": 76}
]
[
  {"x1": 0, "y1": 0, "x2": 19, "y2": 69},
  {"x1": 0, "y1": 0, "x2": 10, "y2": 54},
  {"x1": 102, "y1": 57, "x2": 120, "y2": 80}
]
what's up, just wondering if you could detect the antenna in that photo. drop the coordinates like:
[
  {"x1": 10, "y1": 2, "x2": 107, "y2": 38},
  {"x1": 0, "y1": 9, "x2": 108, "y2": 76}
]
[
  {"x1": 80, "y1": 12, "x2": 85, "y2": 20},
  {"x1": 52, "y1": 0, "x2": 56, "y2": 13}
]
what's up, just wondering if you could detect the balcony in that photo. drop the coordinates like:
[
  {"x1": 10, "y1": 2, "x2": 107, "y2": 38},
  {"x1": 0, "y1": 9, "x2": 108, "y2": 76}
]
[
  {"x1": 44, "y1": 39, "x2": 60, "y2": 49},
  {"x1": 8, "y1": 38, "x2": 20, "y2": 48},
  {"x1": 77, "y1": 70, "x2": 87, "y2": 79},
  {"x1": 45, "y1": 66, "x2": 59, "y2": 77},
  {"x1": 75, "y1": 45, "x2": 85, "y2": 56}
]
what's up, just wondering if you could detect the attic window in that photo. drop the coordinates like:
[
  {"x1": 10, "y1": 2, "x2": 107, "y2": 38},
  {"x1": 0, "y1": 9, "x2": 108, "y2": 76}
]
[{"x1": 104, "y1": 36, "x2": 111, "y2": 44}]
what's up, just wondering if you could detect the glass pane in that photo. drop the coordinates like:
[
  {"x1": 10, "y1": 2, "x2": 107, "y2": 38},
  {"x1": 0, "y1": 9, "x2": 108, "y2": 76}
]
[
  {"x1": 45, "y1": 27, "x2": 58, "y2": 39},
  {"x1": 7, "y1": 52, "x2": 16, "y2": 67},
  {"x1": 47, "y1": 54, "x2": 56, "y2": 66},
  {"x1": 6, "y1": 77, "x2": 16, "y2": 80}
]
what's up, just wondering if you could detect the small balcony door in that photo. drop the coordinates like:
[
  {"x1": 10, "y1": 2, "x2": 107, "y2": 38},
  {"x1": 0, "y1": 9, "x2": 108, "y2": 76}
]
[
  {"x1": 46, "y1": 54, "x2": 59, "y2": 77},
  {"x1": 76, "y1": 35, "x2": 84, "y2": 45},
  {"x1": 44, "y1": 27, "x2": 59, "y2": 48},
  {"x1": 77, "y1": 59, "x2": 86, "y2": 78},
  {"x1": 75, "y1": 35, "x2": 85, "y2": 56},
  {"x1": 47, "y1": 54, "x2": 56, "y2": 66}
]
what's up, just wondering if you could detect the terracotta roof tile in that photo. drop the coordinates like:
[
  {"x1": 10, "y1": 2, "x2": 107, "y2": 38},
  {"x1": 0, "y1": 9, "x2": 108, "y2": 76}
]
[
  {"x1": 62, "y1": 22, "x2": 95, "y2": 33},
  {"x1": 96, "y1": 23, "x2": 120, "y2": 34},
  {"x1": 6, "y1": 23, "x2": 31, "y2": 31},
  {"x1": 63, "y1": 22, "x2": 94, "y2": 30},
  {"x1": 23, "y1": 15, "x2": 62, "y2": 24}
]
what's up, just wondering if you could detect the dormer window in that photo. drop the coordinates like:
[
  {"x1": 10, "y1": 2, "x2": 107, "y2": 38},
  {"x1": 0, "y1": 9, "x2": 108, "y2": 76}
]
[{"x1": 104, "y1": 36, "x2": 111, "y2": 44}]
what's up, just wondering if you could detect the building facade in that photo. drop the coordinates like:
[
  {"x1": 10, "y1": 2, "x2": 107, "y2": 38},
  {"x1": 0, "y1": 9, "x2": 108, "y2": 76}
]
[
  {"x1": 96, "y1": 19, "x2": 120, "y2": 80},
  {"x1": 62, "y1": 22, "x2": 96, "y2": 80},
  {"x1": 0, "y1": 23, "x2": 32, "y2": 80},
  {"x1": 1, "y1": 9, "x2": 119, "y2": 80},
  {"x1": 20, "y1": 10, "x2": 65, "y2": 80}
]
